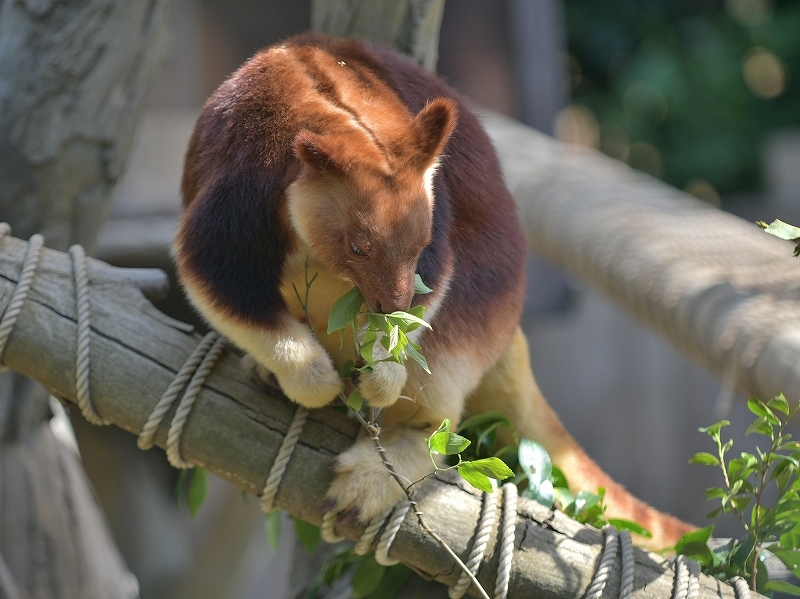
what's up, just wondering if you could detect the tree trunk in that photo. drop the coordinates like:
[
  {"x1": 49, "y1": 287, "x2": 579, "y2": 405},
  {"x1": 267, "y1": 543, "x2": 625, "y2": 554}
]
[
  {"x1": 0, "y1": 1, "x2": 174, "y2": 597},
  {"x1": 310, "y1": 0, "x2": 445, "y2": 72}
]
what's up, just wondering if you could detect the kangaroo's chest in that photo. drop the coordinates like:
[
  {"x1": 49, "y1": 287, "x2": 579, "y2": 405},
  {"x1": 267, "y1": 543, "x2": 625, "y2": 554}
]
[{"x1": 281, "y1": 250, "x2": 356, "y2": 368}]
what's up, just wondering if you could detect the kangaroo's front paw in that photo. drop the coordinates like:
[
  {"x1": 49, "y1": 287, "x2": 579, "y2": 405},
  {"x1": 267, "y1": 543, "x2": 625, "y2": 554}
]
[
  {"x1": 275, "y1": 355, "x2": 342, "y2": 408},
  {"x1": 354, "y1": 361, "x2": 407, "y2": 408},
  {"x1": 324, "y1": 429, "x2": 432, "y2": 523},
  {"x1": 252, "y1": 339, "x2": 342, "y2": 408}
]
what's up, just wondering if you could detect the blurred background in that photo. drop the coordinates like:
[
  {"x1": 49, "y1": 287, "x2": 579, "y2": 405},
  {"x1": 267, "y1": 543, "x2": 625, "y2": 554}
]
[{"x1": 77, "y1": 0, "x2": 800, "y2": 597}]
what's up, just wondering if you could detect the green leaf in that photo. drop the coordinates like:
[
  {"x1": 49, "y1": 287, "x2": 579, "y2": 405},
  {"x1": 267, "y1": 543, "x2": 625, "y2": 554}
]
[
  {"x1": 405, "y1": 342, "x2": 431, "y2": 374},
  {"x1": 608, "y1": 518, "x2": 653, "y2": 538},
  {"x1": 747, "y1": 397, "x2": 780, "y2": 425},
  {"x1": 768, "y1": 547, "x2": 800, "y2": 573},
  {"x1": 340, "y1": 359, "x2": 355, "y2": 379},
  {"x1": 458, "y1": 410, "x2": 514, "y2": 434},
  {"x1": 408, "y1": 305, "x2": 426, "y2": 320},
  {"x1": 466, "y1": 457, "x2": 515, "y2": 480},
  {"x1": 689, "y1": 452, "x2": 720, "y2": 466},
  {"x1": 550, "y1": 465, "x2": 570, "y2": 489},
  {"x1": 458, "y1": 458, "x2": 514, "y2": 492},
  {"x1": 387, "y1": 325, "x2": 400, "y2": 353},
  {"x1": 428, "y1": 431, "x2": 471, "y2": 455},
  {"x1": 699, "y1": 420, "x2": 730, "y2": 442},
  {"x1": 414, "y1": 274, "x2": 433, "y2": 295},
  {"x1": 292, "y1": 517, "x2": 321, "y2": 554},
  {"x1": 523, "y1": 479, "x2": 554, "y2": 508},
  {"x1": 264, "y1": 510, "x2": 282, "y2": 553},
  {"x1": 368, "y1": 313, "x2": 391, "y2": 334},
  {"x1": 387, "y1": 310, "x2": 432, "y2": 331},
  {"x1": 756, "y1": 552, "x2": 771, "y2": 594},
  {"x1": 767, "y1": 393, "x2": 790, "y2": 415},
  {"x1": 360, "y1": 332, "x2": 377, "y2": 364},
  {"x1": 731, "y1": 532, "x2": 757, "y2": 568},
  {"x1": 781, "y1": 521, "x2": 800, "y2": 548},
  {"x1": 457, "y1": 464, "x2": 494, "y2": 493},
  {"x1": 435, "y1": 419, "x2": 451, "y2": 433},
  {"x1": 553, "y1": 486, "x2": 575, "y2": 508},
  {"x1": 352, "y1": 554, "x2": 386, "y2": 599},
  {"x1": 763, "y1": 580, "x2": 800, "y2": 597},
  {"x1": 675, "y1": 525, "x2": 715, "y2": 561},
  {"x1": 758, "y1": 219, "x2": 800, "y2": 241},
  {"x1": 573, "y1": 491, "x2": 601, "y2": 516},
  {"x1": 187, "y1": 467, "x2": 209, "y2": 516},
  {"x1": 346, "y1": 389, "x2": 363, "y2": 411},
  {"x1": 518, "y1": 439, "x2": 553, "y2": 484},
  {"x1": 745, "y1": 417, "x2": 772, "y2": 437},
  {"x1": 328, "y1": 287, "x2": 364, "y2": 334},
  {"x1": 365, "y1": 563, "x2": 412, "y2": 599}
]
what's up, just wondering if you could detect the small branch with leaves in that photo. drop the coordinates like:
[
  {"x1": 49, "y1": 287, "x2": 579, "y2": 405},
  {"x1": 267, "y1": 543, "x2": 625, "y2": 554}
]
[{"x1": 677, "y1": 393, "x2": 800, "y2": 596}]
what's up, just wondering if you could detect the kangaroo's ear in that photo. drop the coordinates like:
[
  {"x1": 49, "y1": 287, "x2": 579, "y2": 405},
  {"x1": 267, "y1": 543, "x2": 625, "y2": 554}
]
[
  {"x1": 294, "y1": 131, "x2": 348, "y2": 173},
  {"x1": 407, "y1": 98, "x2": 458, "y2": 169}
]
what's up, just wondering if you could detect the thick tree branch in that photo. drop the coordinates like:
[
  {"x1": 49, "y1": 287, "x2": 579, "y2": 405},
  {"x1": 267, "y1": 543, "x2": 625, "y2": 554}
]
[
  {"x1": 0, "y1": 233, "x2": 741, "y2": 599},
  {"x1": 483, "y1": 109, "x2": 800, "y2": 405}
]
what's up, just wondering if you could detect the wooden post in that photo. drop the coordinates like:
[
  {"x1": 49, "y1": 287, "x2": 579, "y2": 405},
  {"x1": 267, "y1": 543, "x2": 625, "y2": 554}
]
[
  {"x1": 0, "y1": 2, "x2": 174, "y2": 597},
  {"x1": 310, "y1": 0, "x2": 445, "y2": 72}
]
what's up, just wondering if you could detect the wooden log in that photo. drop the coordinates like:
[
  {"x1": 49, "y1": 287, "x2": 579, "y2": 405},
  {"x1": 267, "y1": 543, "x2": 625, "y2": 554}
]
[
  {"x1": 482, "y1": 108, "x2": 800, "y2": 405},
  {"x1": 0, "y1": 233, "x2": 744, "y2": 599}
]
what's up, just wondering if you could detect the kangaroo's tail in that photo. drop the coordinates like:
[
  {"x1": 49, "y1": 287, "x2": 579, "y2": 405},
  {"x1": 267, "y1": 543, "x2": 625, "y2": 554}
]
[{"x1": 466, "y1": 328, "x2": 695, "y2": 550}]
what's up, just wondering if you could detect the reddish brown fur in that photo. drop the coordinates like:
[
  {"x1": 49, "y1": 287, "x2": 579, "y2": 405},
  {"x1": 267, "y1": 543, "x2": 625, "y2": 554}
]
[{"x1": 174, "y1": 33, "x2": 694, "y2": 548}]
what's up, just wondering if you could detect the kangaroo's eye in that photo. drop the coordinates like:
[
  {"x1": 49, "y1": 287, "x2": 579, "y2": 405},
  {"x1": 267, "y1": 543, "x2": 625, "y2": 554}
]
[{"x1": 351, "y1": 243, "x2": 366, "y2": 256}]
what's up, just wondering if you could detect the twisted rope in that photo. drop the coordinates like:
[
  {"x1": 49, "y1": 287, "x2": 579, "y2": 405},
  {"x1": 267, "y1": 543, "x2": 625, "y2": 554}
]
[
  {"x1": 320, "y1": 508, "x2": 344, "y2": 544},
  {"x1": 260, "y1": 405, "x2": 309, "y2": 513},
  {"x1": 354, "y1": 506, "x2": 395, "y2": 556},
  {"x1": 449, "y1": 486, "x2": 498, "y2": 599},
  {"x1": 374, "y1": 502, "x2": 410, "y2": 566},
  {"x1": 0, "y1": 231, "x2": 43, "y2": 364},
  {"x1": 731, "y1": 577, "x2": 751, "y2": 599},
  {"x1": 673, "y1": 554, "x2": 700, "y2": 599},
  {"x1": 69, "y1": 244, "x2": 109, "y2": 426},
  {"x1": 585, "y1": 527, "x2": 621, "y2": 599},
  {"x1": 165, "y1": 334, "x2": 226, "y2": 468},
  {"x1": 619, "y1": 529, "x2": 634, "y2": 599},
  {"x1": 494, "y1": 483, "x2": 518, "y2": 599},
  {"x1": 138, "y1": 332, "x2": 221, "y2": 451}
]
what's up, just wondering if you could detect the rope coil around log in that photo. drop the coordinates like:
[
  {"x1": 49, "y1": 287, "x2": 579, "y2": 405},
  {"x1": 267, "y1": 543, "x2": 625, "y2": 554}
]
[{"x1": 0, "y1": 225, "x2": 764, "y2": 599}]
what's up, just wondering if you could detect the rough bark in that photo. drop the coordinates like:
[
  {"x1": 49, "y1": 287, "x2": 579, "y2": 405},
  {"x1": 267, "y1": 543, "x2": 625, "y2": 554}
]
[
  {"x1": 310, "y1": 0, "x2": 445, "y2": 72},
  {"x1": 0, "y1": 0, "x2": 173, "y2": 251},
  {"x1": 0, "y1": 232, "x2": 747, "y2": 599},
  {"x1": 0, "y1": 1, "x2": 174, "y2": 597}
]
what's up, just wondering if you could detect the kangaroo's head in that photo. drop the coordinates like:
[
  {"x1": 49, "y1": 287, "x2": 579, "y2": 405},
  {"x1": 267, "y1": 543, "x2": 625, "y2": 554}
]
[{"x1": 287, "y1": 98, "x2": 457, "y2": 313}]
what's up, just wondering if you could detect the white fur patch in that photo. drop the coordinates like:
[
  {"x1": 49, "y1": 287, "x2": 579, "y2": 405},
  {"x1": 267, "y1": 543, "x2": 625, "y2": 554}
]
[
  {"x1": 422, "y1": 160, "x2": 440, "y2": 208},
  {"x1": 325, "y1": 428, "x2": 434, "y2": 522},
  {"x1": 182, "y1": 282, "x2": 342, "y2": 408}
]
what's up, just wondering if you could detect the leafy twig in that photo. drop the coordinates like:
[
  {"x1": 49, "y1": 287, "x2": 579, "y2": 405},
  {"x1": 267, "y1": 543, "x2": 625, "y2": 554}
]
[{"x1": 349, "y1": 409, "x2": 493, "y2": 599}]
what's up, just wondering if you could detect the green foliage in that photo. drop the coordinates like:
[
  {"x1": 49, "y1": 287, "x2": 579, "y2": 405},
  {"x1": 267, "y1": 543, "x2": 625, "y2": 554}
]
[
  {"x1": 759, "y1": 219, "x2": 800, "y2": 257},
  {"x1": 424, "y1": 417, "x2": 514, "y2": 493},
  {"x1": 264, "y1": 509, "x2": 282, "y2": 553},
  {"x1": 299, "y1": 545, "x2": 412, "y2": 599},
  {"x1": 452, "y1": 413, "x2": 650, "y2": 537},
  {"x1": 677, "y1": 394, "x2": 800, "y2": 594},
  {"x1": 329, "y1": 284, "x2": 432, "y2": 378},
  {"x1": 174, "y1": 467, "x2": 209, "y2": 517},
  {"x1": 566, "y1": 0, "x2": 800, "y2": 195}
]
